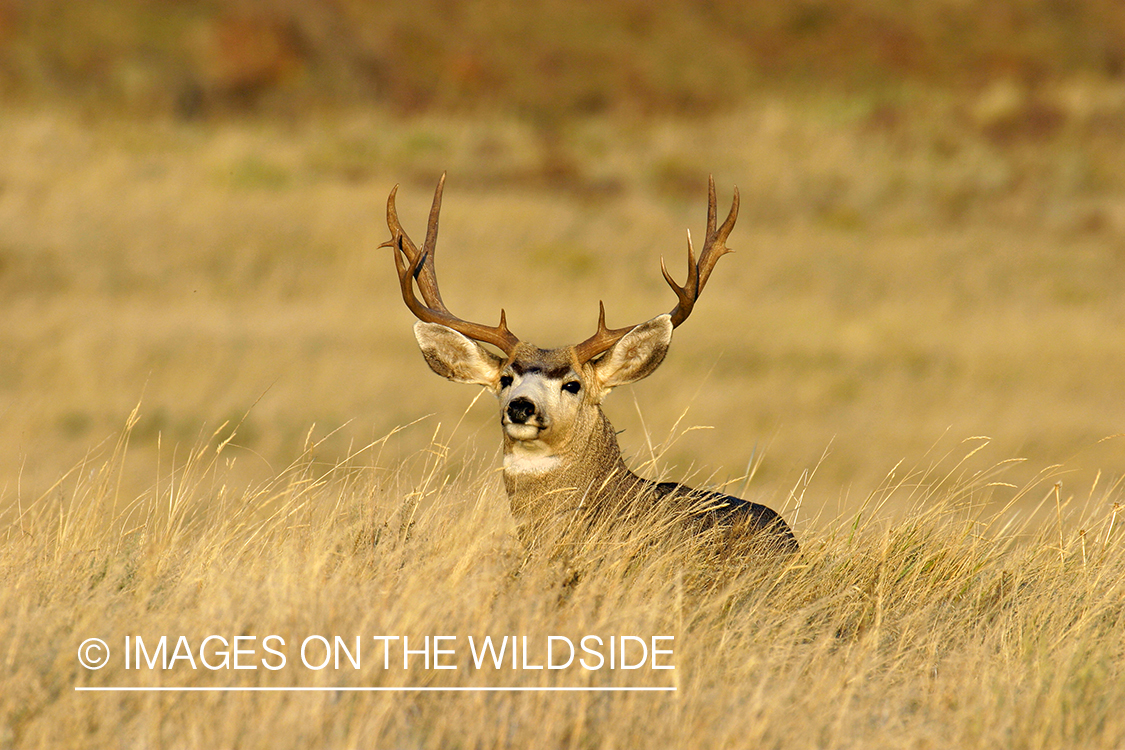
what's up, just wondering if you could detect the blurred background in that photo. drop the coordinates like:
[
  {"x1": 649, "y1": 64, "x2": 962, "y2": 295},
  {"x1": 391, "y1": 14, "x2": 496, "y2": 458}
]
[{"x1": 1, "y1": 0, "x2": 1124, "y2": 522}]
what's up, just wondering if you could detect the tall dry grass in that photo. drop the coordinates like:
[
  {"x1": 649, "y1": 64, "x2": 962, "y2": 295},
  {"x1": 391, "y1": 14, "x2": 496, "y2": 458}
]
[{"x1": 1, "y1": 411, "x2": 1122, "y2": 748}]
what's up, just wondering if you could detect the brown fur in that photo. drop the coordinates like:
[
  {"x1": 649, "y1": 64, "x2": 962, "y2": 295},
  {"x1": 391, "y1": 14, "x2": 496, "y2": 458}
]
[{"x1": 414, "y1": 319, "x2": 798, "y2": 556}]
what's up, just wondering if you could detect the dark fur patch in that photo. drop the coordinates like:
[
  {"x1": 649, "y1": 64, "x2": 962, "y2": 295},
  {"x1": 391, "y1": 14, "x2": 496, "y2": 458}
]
[
  {"x1": 651, "y1": 481, "x2": 800, "y2": 554},
  {"x1": 511, "y1": 354, "x2": 574, "y2": 380}
]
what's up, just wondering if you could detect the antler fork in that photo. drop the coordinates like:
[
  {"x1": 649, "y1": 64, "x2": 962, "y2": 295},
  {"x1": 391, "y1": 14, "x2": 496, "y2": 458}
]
[
  {"x1": 381, "y1": 174, "x2": 521, "y2": 356},
  {"x1": 572, "y1": 175, "x2": 739, "y2": 364}
]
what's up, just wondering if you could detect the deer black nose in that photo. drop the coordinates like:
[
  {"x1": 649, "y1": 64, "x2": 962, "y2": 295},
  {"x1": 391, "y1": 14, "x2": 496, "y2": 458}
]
[{"x1": 506, "y1": 397, "x2": 536, "y2": 424}]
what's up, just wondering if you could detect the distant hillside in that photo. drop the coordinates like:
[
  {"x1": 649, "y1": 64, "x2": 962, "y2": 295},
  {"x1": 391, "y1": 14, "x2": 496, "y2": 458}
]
[{"x1": 1, "y1": 0, "x2": 1123, "y2": 117}]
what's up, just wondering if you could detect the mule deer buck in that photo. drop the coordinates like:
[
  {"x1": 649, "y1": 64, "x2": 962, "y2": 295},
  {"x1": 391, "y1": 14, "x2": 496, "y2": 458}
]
[{"x1": 382, "y1": 175, "x2": 798, "y2": 556}]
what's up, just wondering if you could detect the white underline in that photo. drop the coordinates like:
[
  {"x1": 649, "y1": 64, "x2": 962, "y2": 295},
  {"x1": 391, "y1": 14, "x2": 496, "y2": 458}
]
[{"x1": 75, "y1": 686, "x2": 674, "y2": 692}]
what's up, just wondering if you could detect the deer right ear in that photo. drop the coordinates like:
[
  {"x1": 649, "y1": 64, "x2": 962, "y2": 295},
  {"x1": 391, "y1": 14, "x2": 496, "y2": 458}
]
[
  {"x1": 591, "y1": 314, "x2": 673, "y2": 391},
  {"x1": 413, "y1": 321, "x2": 504, "y2": 388}
]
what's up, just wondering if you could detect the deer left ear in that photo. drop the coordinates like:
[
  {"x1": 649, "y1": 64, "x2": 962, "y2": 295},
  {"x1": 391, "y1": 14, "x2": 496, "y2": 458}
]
[
  {"x1": 591, "y1": 314, "x2": 673, "y2": 390},
  {"x1": 414, "y1": 321, "x2": 504, "y2": 388}
]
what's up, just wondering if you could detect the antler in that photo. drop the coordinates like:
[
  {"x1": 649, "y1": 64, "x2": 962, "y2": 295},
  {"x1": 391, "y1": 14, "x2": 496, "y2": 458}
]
[
  {"x1": 381, "y1": 174, "x2": 521, "y2": 356},
  {"x1": 573, "y1": 175, "x2": 739, "y2": 364}
]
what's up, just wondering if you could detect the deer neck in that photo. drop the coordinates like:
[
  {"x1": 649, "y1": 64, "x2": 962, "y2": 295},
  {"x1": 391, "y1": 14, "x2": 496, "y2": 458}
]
[{"x1": 502, "y1": 406, "x2": 641, "y2": 526}]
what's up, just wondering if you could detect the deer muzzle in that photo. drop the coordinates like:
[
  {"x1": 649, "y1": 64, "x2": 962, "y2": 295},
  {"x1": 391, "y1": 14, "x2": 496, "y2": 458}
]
[{"x1": 503, "y1": 396, "x2": 547, "y2": 441}]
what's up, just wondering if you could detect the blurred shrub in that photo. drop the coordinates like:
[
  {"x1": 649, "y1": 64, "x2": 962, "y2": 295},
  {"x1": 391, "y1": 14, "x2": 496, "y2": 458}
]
[{"x1": 0, "y1": 0, "x2": 1123, "y2": 119}]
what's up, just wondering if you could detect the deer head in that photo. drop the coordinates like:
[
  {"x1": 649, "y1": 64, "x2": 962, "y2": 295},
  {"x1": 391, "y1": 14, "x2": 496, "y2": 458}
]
[{"x1": 382, "y1": 173, "x2": 738, "y2": 484}]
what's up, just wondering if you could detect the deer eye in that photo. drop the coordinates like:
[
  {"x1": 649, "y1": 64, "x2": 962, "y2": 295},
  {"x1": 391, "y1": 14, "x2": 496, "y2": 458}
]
[
  {"x1": 561, "y1": 380, "x2": 581, "y2": 394},
  {"x1": 499, "y1": 375, "x2": 514, "y2": 389}
]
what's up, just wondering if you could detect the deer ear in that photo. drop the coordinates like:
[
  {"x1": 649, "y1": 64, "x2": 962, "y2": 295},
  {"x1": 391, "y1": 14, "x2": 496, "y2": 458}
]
[
  {"x1": 414, "y1": 322, "x2": 504, "y2": 388},
  {"x1": 591, "y1": 314, "x2": 672, "y2": 390}
]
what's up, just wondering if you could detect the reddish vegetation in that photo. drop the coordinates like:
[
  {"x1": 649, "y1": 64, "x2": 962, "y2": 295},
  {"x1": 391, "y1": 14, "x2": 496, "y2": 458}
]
[
  {"x1": 194, "y1": 15, "x2": 303, "y2": 102},
  {"x1": 1, "y1": 1, "x2": 1123, "y2": 116}
]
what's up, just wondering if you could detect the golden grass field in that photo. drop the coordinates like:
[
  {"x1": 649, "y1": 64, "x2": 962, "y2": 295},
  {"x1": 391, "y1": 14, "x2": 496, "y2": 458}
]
[
  {"x1": 2, "y1": 73, "x2": 1125, "y2": 746},
  {"x1": 3, "y1": 414, "x2": 1124, "y2": 749}
]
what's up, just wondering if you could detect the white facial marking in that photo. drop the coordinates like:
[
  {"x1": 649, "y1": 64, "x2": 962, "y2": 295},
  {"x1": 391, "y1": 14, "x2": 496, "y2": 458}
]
[
  {"x1": 504, "y1": 423, "x2": 542, "y2": 441},
  {"x1": 503, "y1": 454, "x2": 562, "y2": 475}
]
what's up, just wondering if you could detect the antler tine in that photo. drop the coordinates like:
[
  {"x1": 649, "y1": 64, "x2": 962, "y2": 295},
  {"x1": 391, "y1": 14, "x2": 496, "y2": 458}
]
[
  {"x1": 385, "y1": 178, "x2": 521, "y2": 356},
  {"x1": 419, "y1": 172, "x2": 446, "y2": 309},
  {"x1": 572, "y1": 301, "x2": 637, "y2": 365},
  {"x1": 381, "y1": 175, "x2": 448, "y2": 310},
  {"x1": 573, "y1": 179, "x2": 739, "y2": 364},
  {"x1": 698, "y1": 180, "x2": 739, "y2": 291},
  {"x1": 663, "y1": 228, "x2": 699, "y2": 327},
  {"x1": 706, "y1": 174, "x2": 718, "y2": 238},
  {"x1": 381, "y1": 184, "x2": 414, "y2": 257},
  {"x1": 668, "y1": 177, "x2": 738, "y2": 326}
]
